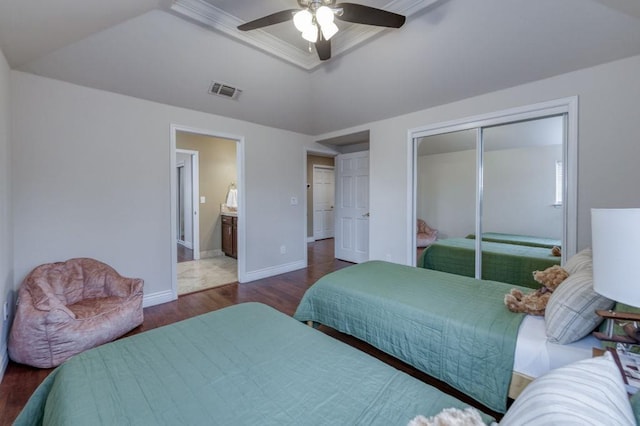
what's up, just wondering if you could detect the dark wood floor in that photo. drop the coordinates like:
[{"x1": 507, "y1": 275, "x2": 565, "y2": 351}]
[{"x1": 0, "y1": 239, "x2": 501, "y2": 424}]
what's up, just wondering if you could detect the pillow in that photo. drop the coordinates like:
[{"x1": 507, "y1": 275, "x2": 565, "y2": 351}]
[
  {"x1": 545, "y1": 268, "x2": 614, "y2": 344},
  {"x1": 563, "y1": 247, "x2": 592, "y2": 275},
  {"x1": 630, "y1": 392, "x2": 640, "y2": 425},
  {"x1": 500, "y1": 353, "x2": 634, "y2": 425}
]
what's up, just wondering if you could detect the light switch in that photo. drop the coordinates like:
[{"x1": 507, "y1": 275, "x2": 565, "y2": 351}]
[
  {"x1": 200, "y1": 196, "x2": 206, "y2": 204},
  {"x1": 290, "y1": 196, "x2": 298, "y2": 205}
]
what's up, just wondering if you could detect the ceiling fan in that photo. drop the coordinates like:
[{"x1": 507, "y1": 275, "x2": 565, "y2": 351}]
[{"x1": 237, "y1": 0, "x2": 406, "y2": 61}]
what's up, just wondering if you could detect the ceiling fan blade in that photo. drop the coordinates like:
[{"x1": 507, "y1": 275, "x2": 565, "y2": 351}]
[
  {"x1": 335, "y1": 3, "x2": 406, "y2": 28},
  {"x1": 237, "y1": 9, "x2": 298, "y2": 31},
  {"x1": 315, "y1": 34, "x2": 331, "y2": 60}
]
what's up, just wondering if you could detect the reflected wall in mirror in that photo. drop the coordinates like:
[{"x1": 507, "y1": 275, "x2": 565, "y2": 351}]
[
  {"x1": 417, "y1": 129, "x2": 476, "y2": 239},
  {"x1": 482, "y1": 117, "x2": 563, "y2": 242}
]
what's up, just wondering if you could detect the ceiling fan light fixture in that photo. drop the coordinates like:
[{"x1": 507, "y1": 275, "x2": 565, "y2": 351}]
[
  {"x1": 315, "y1": 6, "x2": 334, "y2": 26},
  {"x1": 320, "y1": 21, "x2": 338, "y2": 40},
  {"x1": 237, "y1": 1, "x2": 406, "y2": 61},
  {"x1": 302, "y1": 23, "x2": 319, "y2": 43},
  {"x1": 293, "y1": 9, "x2": 313, "y2": 32}
]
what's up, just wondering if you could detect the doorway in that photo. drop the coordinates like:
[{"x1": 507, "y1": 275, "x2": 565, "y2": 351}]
[
  {"x1": 176, "y1": 149, "x2": 199, "y2": 262},
  {"x1": 170, "y1": 125, "x2": 244, "y2": 299}
]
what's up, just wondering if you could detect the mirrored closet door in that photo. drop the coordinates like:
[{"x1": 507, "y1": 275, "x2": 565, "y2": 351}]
[{"x1": 412, "y1": 102, "x2": 576, "y2": 285}]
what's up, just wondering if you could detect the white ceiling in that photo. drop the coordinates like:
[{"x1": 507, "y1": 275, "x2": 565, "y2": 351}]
[{"x1": 1, "y1": 0, "x2": 640, "y2": 136}]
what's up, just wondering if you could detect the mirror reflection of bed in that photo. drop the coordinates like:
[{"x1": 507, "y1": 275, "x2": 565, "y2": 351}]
[{"x1": 416, "y1": 116, "x2": 565, "y2": 287}]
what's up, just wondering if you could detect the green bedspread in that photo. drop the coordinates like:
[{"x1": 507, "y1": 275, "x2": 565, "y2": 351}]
[
  {"x1": 15, "y1": 302, "x2": 494, "y2": 426},
  {"x1": 294, "y1": 261, "x2": 526, "y2": 413},
  {"x1": 466, "y1": 232, "x2": 561, "y2": 249},
  {"x1": 419, "y1": 237, "x2": 560, "y2": 288}
]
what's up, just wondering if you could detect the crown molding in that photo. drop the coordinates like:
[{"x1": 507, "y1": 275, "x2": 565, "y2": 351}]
[{"x1": 171, "y1": 0, "x2": 438, "y2": 71}]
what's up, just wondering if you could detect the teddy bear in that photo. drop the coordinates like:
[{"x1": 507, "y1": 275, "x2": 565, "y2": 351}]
[
  {"x1": 408, "y1": 407, "x2": 486, "y2": 426},
  {"x1": 504, "y1": 264, "x2": 569, "y2": 316}
]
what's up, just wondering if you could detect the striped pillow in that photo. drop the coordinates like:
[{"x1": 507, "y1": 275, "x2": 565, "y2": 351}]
[
  {"x1": 563, "y1": 248, "x2": 592, "y2": 275},
  {"x1": 545, "y1": 268, "x2": 614, "y2": 344},
  {"x1": 500, "y1": 353, "x2": 634, "y2": 425}
]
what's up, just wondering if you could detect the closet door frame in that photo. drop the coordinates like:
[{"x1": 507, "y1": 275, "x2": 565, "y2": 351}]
[{"x1": 407, "y1": 96, "x2": 578, "y2": 268}]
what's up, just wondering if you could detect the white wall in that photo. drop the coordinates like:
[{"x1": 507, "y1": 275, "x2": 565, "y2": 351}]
[
  {"x1": 417, "y1": 149, "x2": 476, "y2": 238},
  {"x1": 483, "y1": 145, "x2": 563, "y2": 239},
  {"x1": 322, "y1": 54, "x2": 640, "y2": 264},
  {"x1": 10, "y1": 71, "x2": 321, "y2": 306},
  {"x1": 0, "y1": 48, "x2": 13, "y2": 378}
]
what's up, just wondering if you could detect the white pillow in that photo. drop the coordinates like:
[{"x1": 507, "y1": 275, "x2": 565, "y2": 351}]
[
  {"x1": 563, "y1": 248, "x2": 592, "y2": 275},
  {"x1": 545, "y1": 268, "x2": 614, "y2": 344},
  {"x1": 500, "y1": 353, "x2": 634, "y2": 425}
]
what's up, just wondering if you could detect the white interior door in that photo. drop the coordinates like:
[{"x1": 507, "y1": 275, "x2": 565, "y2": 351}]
[
  {"x1": 176, "y1": 154, "x2": 193, "y2": 248},
  {"x1": 176, "y1": 149, "x2": 200, "y2": 260},
  {"x1": 313, "y1": 165, "x2": 335, "y2": 240},
  {"x1": 335, "y1": 151, "x2": 369, "y2": 263}
]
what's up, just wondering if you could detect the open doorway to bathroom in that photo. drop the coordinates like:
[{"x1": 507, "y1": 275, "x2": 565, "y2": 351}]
[{"x1": 172, "y1": 128, "x2": 240, "y2": 296}]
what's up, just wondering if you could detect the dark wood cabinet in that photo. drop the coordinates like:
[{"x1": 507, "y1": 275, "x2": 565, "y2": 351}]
[{"x1": 221, "y1": 214, "x2": 237, "y2": 259}]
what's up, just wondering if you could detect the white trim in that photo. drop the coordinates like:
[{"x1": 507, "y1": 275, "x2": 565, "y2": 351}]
[
  {"x1": 242, "y1": 260, "x2": 307, "y2": 283},
  {"x1": 475, "y1": 128, "x2": 483, "y2": 279},
  {"x1": 555, "y1": 160, "x2": 563, "y2": 206},
  {"x1": 408, "y1": 96, "x2": 579, "y2": 266},
  {"x1": 143, "y1": 290, "x2": 175, "y2": 308},
  {"x1": 171, "y1": 0, "x2": 439, "y2": 71},
  {"x1": 304, "y1": 147, "x2": 339, "y2": 267},
  {"x1": 410, "y1": 98, "x2": 575, "y2": 139},
  {"x1": 200, "y1": 249, "x2": 224, "y2": 259}
]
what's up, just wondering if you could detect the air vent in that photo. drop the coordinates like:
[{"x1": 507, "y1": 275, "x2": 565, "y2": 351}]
[{"x1": 208, "y1": 81, "x2": 242, "y2": 100}]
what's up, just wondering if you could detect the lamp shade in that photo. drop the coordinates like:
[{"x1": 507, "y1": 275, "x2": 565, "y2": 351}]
[{"x1": 591, "y1": 208, "x2": 640, "y2": 308}]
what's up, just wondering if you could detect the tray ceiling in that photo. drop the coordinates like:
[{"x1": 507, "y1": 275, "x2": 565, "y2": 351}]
[{"x1": 171, "y1": 0, "x2": 438, "y2": 70}]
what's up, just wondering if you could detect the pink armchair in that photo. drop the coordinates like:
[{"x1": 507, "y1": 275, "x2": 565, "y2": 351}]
[
  {"x1": 8, "y1": 258, "x2": 144, "y2": 368},
  {"x1": 417, "y1": 219, "x2": 438, "y2": 247}
]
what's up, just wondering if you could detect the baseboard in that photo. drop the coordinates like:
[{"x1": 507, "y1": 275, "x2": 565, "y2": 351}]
[
  {"x1": 241, "y1": 260, "x2": 307, "y2": 283},
  {"x1": 200, "y1": 249, "x2": 223, "y2": 259},
  {"x1": 143, "y1": 290, "x2": 175, "y2": 308},
  {"x1": 306, "y1": 237, "x2": 315, "y2": 243}
]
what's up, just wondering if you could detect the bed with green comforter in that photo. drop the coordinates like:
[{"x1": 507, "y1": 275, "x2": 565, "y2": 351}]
[
  {"x1": 465, "y1": 232, "x2": 561, "y2": 249},
  {"x1": 15, "y1": 302, "x2": 494, "y2": 426},
  {"x1": 419, "y1": 237, "x2": 560, "y2": 288},
  {"x1": 294, "y1": 261, "x2": 526, "y2": 413}
]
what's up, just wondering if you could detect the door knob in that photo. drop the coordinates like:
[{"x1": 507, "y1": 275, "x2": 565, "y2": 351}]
[{"x1": 363, "y1": 212, "x2": 370, "y2": 217}]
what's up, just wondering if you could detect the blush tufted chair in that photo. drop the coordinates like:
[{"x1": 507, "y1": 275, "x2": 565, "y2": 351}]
[
  {"x1": 8, "y1": 258, "x2": 144, "y2": 368},
  {"x1": 417, "y1": 219, "x2": 438, "y2": 248}
]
